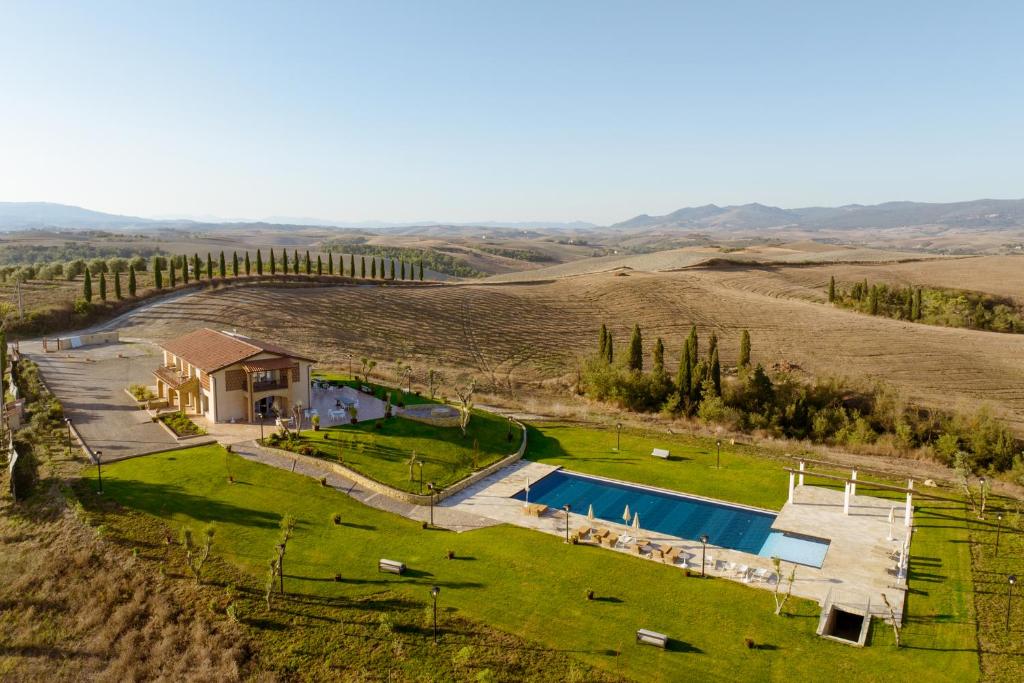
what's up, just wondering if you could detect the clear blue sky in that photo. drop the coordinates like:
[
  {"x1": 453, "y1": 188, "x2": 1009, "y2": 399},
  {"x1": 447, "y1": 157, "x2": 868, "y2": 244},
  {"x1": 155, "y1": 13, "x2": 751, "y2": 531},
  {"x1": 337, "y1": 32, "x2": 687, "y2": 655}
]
[{"x1": 1, "y1": 1, "x2": 1021, "y2": 224}]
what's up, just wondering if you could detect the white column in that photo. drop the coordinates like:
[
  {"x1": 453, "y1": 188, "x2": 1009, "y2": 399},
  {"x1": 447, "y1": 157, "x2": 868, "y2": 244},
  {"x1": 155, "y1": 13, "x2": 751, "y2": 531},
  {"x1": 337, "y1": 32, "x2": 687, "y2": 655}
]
[
  {"x1": 843, "y1": 482, "x2": 850, "y2": 515},
  {"x1": 798, "y1": 460, "x2": 805, "y2": 486},
  {"x1": 905, "y1": 479, "x2": 914, "y2": 527},
  {"x1": 788, "y1": 472, "x2": 795, "y2": 504},
  {"x1": 850, "y1": 468, "x2": 858, "y2": 496}
]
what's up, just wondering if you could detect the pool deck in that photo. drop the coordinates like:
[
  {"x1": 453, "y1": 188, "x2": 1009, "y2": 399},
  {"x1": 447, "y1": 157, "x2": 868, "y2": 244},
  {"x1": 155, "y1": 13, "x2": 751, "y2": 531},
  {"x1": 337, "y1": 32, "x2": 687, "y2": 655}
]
[{"x1": 442, "y1": 464, "x2": 909, "y2": 621}]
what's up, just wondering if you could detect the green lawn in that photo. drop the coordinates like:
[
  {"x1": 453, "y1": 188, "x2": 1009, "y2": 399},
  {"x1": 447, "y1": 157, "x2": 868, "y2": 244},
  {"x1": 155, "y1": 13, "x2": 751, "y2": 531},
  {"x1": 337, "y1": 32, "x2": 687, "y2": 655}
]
[
  {"x1": 95, "y1": 443, "x2": 980, "y2": 682},
  {"x1": 272, "y1": 409, "x2": 521, "y2": 492}
]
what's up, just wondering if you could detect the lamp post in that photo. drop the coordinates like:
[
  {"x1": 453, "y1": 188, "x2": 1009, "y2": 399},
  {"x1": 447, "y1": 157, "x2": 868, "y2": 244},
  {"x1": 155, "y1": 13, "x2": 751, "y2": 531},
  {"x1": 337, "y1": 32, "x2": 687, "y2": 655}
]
[
  {"x1": 716, "y1": 439, "x2": 722, "y2": 469},
  {"x1": 995, "y1": 513, "x2": 1003, "y2": 556},
  {"x1": 563, "y1": 504, "x2": 572, "y2": 543},
  {"x1": 427, "y1": 482, "x2": 436, "y2": 527},
  {"x1": 95, "y1": 449, "x2": 103, "y2": 494},
  {"x1": 65, "y1": 417, "x2": 72, "y2": 456},
  {"x1": 616, "y1": 422, "x2": 622, "y2": 452},
  {"x1": 1007, "y1": 575, "x2": 1017, "y2": 631},
  {"x1": 700, "y1": 534, "x2": 709, "y2": 577},
  {"x1": 430, "y1": 585, "x2": 440, "y2": 644},
  {"x1": 257, "y1": 411, "x2": 264, "y2": 442}
]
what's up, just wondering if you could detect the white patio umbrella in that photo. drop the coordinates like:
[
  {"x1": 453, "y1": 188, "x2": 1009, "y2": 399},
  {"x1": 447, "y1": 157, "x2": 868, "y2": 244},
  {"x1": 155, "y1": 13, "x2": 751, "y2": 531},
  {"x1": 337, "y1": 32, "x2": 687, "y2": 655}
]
[
  {"x1": 587, "y1": 504, "x2": 594, "y2": 522},
  {"x1": 632, "y1": 512, "x2": 640, "y2": 531},
  {"x1": 887, "y1": 506, "x2": 895, "y2": 541},
  {"x1": 622, "y1": 504, "x2": 631, "y2": 524}
]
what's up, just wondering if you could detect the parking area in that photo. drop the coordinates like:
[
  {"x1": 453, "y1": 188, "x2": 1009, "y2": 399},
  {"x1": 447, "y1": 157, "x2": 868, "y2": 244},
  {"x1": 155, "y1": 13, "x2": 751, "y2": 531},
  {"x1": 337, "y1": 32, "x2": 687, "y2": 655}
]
[{"x1": 22, "y1": 339, "x2": 181, "y2": 461}]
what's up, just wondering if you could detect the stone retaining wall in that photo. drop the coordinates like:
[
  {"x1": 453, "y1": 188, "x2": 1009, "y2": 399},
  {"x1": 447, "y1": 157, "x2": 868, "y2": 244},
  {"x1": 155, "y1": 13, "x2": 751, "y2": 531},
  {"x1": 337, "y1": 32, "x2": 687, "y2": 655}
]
[{"x1": 258, "y1": 419, "x2": 528, "y2": 506}]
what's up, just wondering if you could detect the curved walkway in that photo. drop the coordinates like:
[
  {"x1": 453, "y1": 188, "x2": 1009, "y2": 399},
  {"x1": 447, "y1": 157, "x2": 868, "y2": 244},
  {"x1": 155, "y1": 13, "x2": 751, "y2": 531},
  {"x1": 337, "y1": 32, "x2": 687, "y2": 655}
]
[{"x1": 230, "y1": 440, "x2": 499, "y2": 533}]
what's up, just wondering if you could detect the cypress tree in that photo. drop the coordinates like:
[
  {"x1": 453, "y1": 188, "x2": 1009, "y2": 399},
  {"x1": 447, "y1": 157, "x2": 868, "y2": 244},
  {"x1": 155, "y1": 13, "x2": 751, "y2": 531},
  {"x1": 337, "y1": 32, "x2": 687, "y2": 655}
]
[
  {"x1": 232, "y1": 251, "x2": 239, "y2": 277},
  {"x1": 99, "y1": 271, "x2": 107, "y2": 301},
  {"x1": 128, "y1": 265, "x2": 137, "y2": 297},
  {"x1": 379, "y1": 258, "x2": 386, "y2": 279},
  {"x1": 219, "y1": 251, "x2": 226, "y2": 278},
  {"x1": 256, "y1": 249, "x2": 263, "y2": 275},
  {"x1": 400, "y1": 260, "x2": 406, "y2": 280},
  {"x1": 207, "y1": 253, "x2": 214, "y2": 279},
  {"x1": 605, "y1": 334, "x2": 614, "y2": 364},
  {"x1": 687, "y1": 325, "x2": 698, "y2": 369},
  {"x1": 676, "y1": 339, "x2": 692, "y2": 400},
  {"x1": 828, "y1": 275, "x2": 836, "y2": 303},
  {"x1": 390, "y1": 259, "x2": 396, "y2": 280},
  {"x1": 708, "y1": 332, "x2": 718, "y2": 359},
  {"x1": 192, "y1": 254, "x2": 200, "y2": 281},
  {"x1": 270, "y1": 249, "x2": 277, "y2": 274},
  {"x1": 913, "y1": 287, "x2": 923, "y2": 320},
  {"x1": 305, "y1": 250, "x2": 311, "y2": 274},
  {"x1": 419, "y1": 260, "x2": 424, "y2": 280},
  {"x1": 182, "y1": 255, "x2": 190, "y2": 284},
  {"x1": 350, "y1": 254, "x2": 356, "y2": 277},
  {"x1": 153, "y1": 257, "x2": 163, "y2": 289},
  {"x1": 739, "y1": 329, "x2": 751, "y2": 367},
  {"x1": 294, "y1": 249, "x2": 300, "y2": 274},
  {"x1": 653, "y1": 337, "x2": 665, "y2": 375},
  {"x1": 598, "y1": 323, "x2": 608, "y2": 360},
  {"x1": 281, "y1": 249, "x2": 287, "y2": 274},
  {"x1": 710, "y1": 347, "x2": 721, "y2": 396},
  {"x1": 169, "y1": 260, "x2": 177, "y2": 287},
  {"x1": 371, "y1": 258, "x2": 377, "y2": 278},
  {"x1": 627, "y1": 324, "x2": 643, "y2": 372},
  {"x1": 245, "y1": 251, "x2": 251, "y2": 275},
  {"x1": 328, "y1": 251, "x2": 334, "y2": 275},
  {"x1": 114, "y1": 271, "x2": 122, "y2": 299},
  {"x1": 360, "y1": 256, "x2": 366, "y2": 278},
  {"x1": 317, "y1": 254, "x2": 323, "y2": 275}
]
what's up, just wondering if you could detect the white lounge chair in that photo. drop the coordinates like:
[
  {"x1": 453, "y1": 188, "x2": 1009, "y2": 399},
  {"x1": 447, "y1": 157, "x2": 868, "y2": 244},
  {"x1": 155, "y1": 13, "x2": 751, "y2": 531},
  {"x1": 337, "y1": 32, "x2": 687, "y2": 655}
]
[
  {"x1": 751, "y1": 567, "x2": 770, "y2": 583},
  {"x1": 736, "y1": 564, "x2": 750, "y2": 582},
  {"x1": 706, "y1": 555, "x2": 717, "y2": 571}
]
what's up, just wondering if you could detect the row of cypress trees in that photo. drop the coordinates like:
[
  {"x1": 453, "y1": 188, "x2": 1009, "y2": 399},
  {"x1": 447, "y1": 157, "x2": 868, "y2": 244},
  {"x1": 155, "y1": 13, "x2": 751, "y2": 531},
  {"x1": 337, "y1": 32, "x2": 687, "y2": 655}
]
[{"x1": 84, "y1": 249, "x2": 427, "y2": 300}]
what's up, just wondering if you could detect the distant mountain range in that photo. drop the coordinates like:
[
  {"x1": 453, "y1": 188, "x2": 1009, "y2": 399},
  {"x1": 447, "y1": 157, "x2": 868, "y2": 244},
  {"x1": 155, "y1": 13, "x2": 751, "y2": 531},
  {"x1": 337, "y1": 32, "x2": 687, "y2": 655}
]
[
  {"x1": 610, "y1": 199, "x2": 1024, "y2": 232},
  {"x1": 0, "y1": 202, "x2": 595, "y2": 232},
  {"x1": 3, "y1": 199, "x2": 1024, "y2": 234}
]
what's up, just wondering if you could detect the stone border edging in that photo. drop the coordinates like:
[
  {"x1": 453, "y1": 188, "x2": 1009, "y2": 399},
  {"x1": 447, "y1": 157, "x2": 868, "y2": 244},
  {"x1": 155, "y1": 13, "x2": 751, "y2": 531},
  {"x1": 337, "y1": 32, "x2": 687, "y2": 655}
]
[
  {"x1": 254, "y1": 419, "x2": 528, "y2": 505},
  {"x1": 153, "y1": 413, "x2": 210, "y2": 442}
]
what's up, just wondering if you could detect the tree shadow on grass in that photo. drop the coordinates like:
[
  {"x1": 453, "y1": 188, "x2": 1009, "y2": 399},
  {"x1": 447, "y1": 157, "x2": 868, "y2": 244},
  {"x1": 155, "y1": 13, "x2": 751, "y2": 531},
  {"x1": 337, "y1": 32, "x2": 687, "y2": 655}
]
[
  {"x1": 591, "y1": 596, "x2": 624, "y2": 604},
  {"x1": 340, "y1": 522, "x2": 376, "y2": 530},
  {"x1": 96, "y1": 478, "x2": 285, "y2": 530}
]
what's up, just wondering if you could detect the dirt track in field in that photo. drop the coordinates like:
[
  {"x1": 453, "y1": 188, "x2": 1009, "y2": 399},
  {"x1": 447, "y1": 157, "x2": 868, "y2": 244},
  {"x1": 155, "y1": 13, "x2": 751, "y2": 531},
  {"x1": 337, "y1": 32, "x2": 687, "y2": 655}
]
[{"x1": 105, "y1": 260, "x2": 1024, "y2": 432}]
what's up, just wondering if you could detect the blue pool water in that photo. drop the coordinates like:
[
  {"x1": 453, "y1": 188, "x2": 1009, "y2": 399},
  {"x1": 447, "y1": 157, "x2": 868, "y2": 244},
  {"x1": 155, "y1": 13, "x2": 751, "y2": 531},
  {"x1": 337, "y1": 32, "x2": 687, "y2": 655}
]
[{"x1": 515, "y1": 470, "x2": 829, "y2": 567}]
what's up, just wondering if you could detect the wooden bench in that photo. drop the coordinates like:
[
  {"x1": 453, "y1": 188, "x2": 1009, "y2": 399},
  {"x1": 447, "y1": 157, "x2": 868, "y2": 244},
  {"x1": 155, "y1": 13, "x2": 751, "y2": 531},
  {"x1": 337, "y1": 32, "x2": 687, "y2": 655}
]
[
  {"x1": 651, "y1": 448, "x2": 670, "y2": 459},
  {"x1": 636, "y1": 629, "x2": 669, "y2": 648},
  {"x1": 378, "y1": 558, "x2": 406, "y2": 575}
]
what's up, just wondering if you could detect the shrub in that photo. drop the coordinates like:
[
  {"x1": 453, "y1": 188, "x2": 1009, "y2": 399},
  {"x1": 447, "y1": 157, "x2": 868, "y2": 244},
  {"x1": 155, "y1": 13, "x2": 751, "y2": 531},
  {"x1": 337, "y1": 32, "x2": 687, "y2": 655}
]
[{"x1": 332, "y1": 513, "x2": 341, "y2": 525}]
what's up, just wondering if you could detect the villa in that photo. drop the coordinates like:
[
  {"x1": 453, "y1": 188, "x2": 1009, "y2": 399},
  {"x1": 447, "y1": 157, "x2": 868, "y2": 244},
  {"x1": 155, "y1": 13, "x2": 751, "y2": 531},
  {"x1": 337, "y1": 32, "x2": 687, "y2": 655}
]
[{"x1": 153, "y1": 328, "x2": 315, "y2": 423}]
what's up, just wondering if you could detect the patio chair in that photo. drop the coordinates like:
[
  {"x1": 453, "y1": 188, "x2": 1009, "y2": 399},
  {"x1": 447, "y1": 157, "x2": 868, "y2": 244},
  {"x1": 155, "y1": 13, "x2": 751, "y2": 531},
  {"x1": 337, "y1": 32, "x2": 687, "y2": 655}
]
[
  {"x1": 726, "y1": 561, "x2": 739, "y2": 575},
  {"x1": 735, "y1": 564, "x2": 751, "y2": 582},
  {"x1": 751, "y1": 567, "x2": 770, "y2": 583},
  {"x1": 705, "y1": 555, "x2": 717, "y2": 570}
]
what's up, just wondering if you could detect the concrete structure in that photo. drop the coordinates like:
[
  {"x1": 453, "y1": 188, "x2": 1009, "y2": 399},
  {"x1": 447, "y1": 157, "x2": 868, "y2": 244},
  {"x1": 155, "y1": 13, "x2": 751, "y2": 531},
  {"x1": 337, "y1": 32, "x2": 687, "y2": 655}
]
[{"x1": 154, "y1": 328, "x2": 315, "y2": 423}]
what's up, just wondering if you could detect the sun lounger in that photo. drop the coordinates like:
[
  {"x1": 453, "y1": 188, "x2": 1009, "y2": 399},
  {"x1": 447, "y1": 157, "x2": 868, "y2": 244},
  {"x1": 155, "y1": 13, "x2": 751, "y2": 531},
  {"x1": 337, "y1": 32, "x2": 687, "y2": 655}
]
[
  {"x1": 663, "y1": 546, "x2": 681, "y2": 564},
  {"x1": 521, "y1": 503, "x2": 548, "y2": 517},
  {"x1": 594, "y1": 528, "x2": 610, "y2": 541},
  {"x1": 651, "y1": 448, "x2": 670, "y2": 459},
  {"x1": 576, "y1": 525, "x2": 592, "y2": 538},
  {"x1": 604, "y1": 533, "x2": 620, "y2": 548},
  {"x1": 752, "y1": 567, "x2": 770, "y2": 583},
  {"x1": 736, "y1": 564, "x2": 750, "y2": 582},
  {"x1": 615, "y1": 535, "x2": 634, "y2": 549},
  {"x1": 726, "y1": 562, "x2": 738, "y2": 575}
]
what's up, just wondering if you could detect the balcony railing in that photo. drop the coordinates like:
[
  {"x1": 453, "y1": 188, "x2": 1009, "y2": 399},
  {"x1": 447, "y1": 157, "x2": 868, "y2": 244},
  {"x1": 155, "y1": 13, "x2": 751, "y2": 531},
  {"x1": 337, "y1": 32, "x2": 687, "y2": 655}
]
[{"x1": 253, "y1": 378, "x2": 287, "y2": 392}]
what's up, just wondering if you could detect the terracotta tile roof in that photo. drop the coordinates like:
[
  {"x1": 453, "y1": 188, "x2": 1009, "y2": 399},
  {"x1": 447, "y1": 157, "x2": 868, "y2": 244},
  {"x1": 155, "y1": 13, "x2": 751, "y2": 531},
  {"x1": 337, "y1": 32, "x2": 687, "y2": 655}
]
[{"x1": 159, "y1": 328, "x2": 314, "y2": 373}]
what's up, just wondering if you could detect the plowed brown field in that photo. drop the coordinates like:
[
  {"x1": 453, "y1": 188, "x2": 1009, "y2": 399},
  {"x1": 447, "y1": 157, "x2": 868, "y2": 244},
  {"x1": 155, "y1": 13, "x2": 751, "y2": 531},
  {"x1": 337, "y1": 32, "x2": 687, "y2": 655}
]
[{"x1": 109, "y1": 260, "x2": 1024, "y2": 431}]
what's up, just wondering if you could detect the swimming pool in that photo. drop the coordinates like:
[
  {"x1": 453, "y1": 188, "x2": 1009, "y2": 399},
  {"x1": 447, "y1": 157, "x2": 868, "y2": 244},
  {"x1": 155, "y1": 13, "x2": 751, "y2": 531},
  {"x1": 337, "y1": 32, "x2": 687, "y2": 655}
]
[{"x1": 514, "y1": 470, "x2": 829, "y2": 567}]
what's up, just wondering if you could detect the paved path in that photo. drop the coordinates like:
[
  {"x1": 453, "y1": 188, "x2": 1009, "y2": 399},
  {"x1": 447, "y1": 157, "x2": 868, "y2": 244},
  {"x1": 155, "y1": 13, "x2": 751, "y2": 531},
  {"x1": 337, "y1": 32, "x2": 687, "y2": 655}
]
[
  {"x1": 22, "y1": 340, "x2": 180, "y2": 460},
  {"x1": 230, "y1": 440, "x2": 499, "y2": 532}
]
